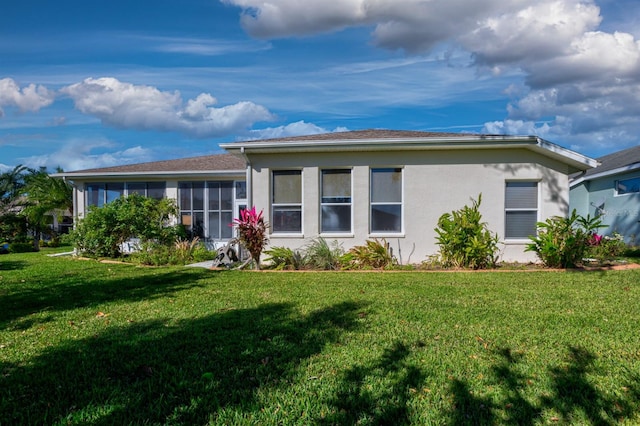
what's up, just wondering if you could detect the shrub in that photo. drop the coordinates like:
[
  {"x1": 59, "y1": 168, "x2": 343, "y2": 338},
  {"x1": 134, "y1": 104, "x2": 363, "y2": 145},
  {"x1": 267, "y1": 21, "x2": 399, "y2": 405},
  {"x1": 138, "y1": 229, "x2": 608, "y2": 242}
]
[
  {"x1": 264, "y1": 246, "x2": 306, "y2": 270},
  {"x1": 304, "y1": 237, "x2": 344, "y2": 270},
  {"x1": 526, "y1": 210, "x2": 605, "y2": 268},
  {"x1": 232, "y1": 207, "x2": 268, "y2": 270},
  {"x1": 434, "y1": 194, "x2": 500, "y2": 269},
  {"x1": 70, "y1": 194, "x2": 179, "y2": 258},
  {"x1": 8, "y1": 242, "x2": 35, "y2": 253},
  {"x1": 587, "y1": 232, "x2": 627, "y2": 263},
  {"x1": 342, "y1": 238, "x2": 397, "y2": 269}
]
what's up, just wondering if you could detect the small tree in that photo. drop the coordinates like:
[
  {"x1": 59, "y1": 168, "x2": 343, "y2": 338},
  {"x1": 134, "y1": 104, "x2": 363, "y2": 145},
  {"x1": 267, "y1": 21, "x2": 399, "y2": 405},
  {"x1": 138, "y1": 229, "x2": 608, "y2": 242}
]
[
  {"x1": 233, "y1": 207, "x2": 268, "y2": 269},
  {"x1": 434, "y1": 194, "x2": 500, "y2": 269},
  {"x1": 70, "y1": 194, "x2": 178, "y2": 257}
]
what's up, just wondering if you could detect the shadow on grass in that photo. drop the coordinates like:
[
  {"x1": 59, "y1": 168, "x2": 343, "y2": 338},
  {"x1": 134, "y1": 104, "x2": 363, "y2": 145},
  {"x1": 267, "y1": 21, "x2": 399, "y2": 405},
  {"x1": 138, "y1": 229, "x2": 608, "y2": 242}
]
[
  {"x1": 0, "y1": 265, "x2": 213, "y2": 328},
  {"x1": 0, "y1": 259, "x2": 27, "y2": 271},
  {"x1": 0, "y1": 301, "x2": 365, "y2": 425},
  {"x1": 446, "y1": 346, "x2": 640, "y2": 425},
  {"x1": 319, "y1": 340, "x2": 428, "y2": 425}
]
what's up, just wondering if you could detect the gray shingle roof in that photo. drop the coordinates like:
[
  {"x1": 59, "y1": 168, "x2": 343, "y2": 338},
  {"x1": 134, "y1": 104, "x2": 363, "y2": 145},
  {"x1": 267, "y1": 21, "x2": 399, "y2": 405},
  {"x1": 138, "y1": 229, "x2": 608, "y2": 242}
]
[
  {"x1": 64, "y1": 153, "x2": 246, "y2": 174},
  {"x1": 238, "y1": 129, "x2": 478, "y2": 143},
  {"x1": 583, "y1": 144, "x2": 640, "y2": 177}
]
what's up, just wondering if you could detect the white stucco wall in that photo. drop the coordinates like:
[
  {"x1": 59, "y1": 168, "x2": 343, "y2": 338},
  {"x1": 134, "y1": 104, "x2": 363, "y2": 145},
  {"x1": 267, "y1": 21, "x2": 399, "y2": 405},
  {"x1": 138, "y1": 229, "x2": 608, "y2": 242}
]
[{"x1": 248, "y1": 149, "x2": 571, "y2": 264}]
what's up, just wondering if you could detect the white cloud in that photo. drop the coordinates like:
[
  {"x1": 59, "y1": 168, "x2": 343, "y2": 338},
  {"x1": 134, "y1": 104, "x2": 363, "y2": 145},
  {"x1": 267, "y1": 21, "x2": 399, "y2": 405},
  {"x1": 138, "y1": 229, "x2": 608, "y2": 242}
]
[
  {"x1": 19, "y1": 138, "x2": 153, "y2": 171},
  {"x1": 244, "y1": 120, "x2": 349, "y2": 140},
  {"x1": 224, "y1": 0, "x2": 640, "y2": 153},
  {"x1": 0, "y1": 78, "x2": 55, "y2": 116},
  {"x1": 60, "y1": 77, "x2": 275, "y2": 138}
]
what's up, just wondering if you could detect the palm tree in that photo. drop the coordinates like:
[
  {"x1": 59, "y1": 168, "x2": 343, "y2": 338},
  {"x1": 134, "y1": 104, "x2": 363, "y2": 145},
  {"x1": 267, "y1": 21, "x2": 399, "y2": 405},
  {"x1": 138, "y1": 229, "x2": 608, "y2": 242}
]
[
  {"x1": 21, "y1": 167, "x2": 73, "y2": 250},
  {"x1": 0, "y1": 164, "x2": 29, "y2": 215}
]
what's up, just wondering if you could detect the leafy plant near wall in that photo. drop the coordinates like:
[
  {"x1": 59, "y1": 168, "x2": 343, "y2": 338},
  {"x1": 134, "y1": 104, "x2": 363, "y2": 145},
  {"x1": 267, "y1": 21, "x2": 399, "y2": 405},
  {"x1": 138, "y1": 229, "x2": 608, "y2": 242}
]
[
  {"x1": 434, "y1": 194, "x2": 500, "y2": 269},
  {"x1": 304, "y1": 237, "x2": 344, "y2": 270},
  {"x1": 526, "y1": 210, "x2": 606, "y2": 268},
  {"x1": 342, "y1": 238, "x2": 398, "y2": 269},
  {"x1": 263, "y1": 246, "x2": 306, "y2": 270},
  {"x1": 233, "y1": 206, "x2": 268, "y2": 270},
  {"x1": 70, "y1": 194, "x2": 179, "y2": 258}
]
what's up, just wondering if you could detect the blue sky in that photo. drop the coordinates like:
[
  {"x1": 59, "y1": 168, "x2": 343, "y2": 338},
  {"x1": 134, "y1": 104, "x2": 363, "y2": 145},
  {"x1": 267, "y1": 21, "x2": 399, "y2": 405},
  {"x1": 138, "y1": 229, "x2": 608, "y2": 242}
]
[{"x1": 2, "y1": 0, "x2": 640, "y2": 172}]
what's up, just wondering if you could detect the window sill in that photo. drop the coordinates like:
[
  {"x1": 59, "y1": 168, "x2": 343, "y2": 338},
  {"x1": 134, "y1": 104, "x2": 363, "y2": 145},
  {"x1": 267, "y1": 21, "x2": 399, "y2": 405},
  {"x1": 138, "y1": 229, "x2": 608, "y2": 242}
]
[
  {"x1": 270, "y1": 233, "x2": 304, "y2": 238},
  {"x1": 369, "y1": 233, "x2": 405, "y2": 238},
  {"x1": 503, "y1": 239, "x2": 532, "y2": 244},
  {"x1": 320, "y1": 233, "x2": 354, "y2": 238}
]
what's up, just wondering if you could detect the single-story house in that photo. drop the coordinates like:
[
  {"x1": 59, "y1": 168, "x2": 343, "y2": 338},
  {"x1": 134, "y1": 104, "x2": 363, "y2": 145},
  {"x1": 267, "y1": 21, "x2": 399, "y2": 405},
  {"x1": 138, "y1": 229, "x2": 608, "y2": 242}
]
[
  {"x1": 570, "y1": 144, "x2": 640, "y2": 244},
  {"x1": 57, "y1": 130, "x2": 597, "y2": 263}
]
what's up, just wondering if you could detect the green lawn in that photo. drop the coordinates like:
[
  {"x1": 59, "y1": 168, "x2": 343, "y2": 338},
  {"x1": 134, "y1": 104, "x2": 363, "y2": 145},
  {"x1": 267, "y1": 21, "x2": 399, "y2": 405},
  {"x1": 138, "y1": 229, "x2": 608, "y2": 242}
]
[{"x1": 1, "y1": 250, "x2": 639, "y2": 425}]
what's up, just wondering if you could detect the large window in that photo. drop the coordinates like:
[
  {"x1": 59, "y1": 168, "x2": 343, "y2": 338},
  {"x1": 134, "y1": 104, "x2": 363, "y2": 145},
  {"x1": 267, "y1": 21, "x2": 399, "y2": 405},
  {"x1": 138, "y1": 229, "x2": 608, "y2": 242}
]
[
  {"x1": 86, "y1": 182, "x2": 166, "y2": 207},
  {"x1": 321, "y1": 169, "x2": 351, "y2": 233},
  {"x1": 370, "y1": 168, "x2": 402, "y2": 233},
  {"x1": 615, "y1": 177, "x2": 640, "y2": 195},
  {"x1": 272, "y1": 170, "x2": 302, "y2": 233},
  {"x1": 178, "y1": 181, "x2": 239, "y2": 240},
  {"x1": 505, "y1": 181, "x2": 538, "y2": 239}
]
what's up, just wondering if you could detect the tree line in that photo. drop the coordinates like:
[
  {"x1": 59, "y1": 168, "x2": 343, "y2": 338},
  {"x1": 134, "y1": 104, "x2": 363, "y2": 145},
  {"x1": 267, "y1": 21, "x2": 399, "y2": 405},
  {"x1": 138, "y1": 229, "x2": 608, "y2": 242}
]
[{"x1": 0, "y1": 165, "x2": 73, "y2": 251}]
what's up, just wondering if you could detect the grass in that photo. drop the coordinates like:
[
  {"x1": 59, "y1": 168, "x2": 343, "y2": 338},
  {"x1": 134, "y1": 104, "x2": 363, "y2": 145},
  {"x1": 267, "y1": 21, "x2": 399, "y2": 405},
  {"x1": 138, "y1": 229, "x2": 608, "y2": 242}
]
[{"x1": 1, "y1": 250, "x2": 640, "y2": 425}]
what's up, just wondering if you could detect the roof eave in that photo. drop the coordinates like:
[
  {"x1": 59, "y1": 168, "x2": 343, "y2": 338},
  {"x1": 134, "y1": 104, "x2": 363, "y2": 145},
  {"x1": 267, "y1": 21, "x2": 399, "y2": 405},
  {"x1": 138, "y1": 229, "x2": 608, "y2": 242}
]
[
  {"x1": 52, "y1": 170, "x2": 246, "y2": 180},
  {"x1": 570, "y1": 162, "x2": 640, "y2": 187},
  {"x1": 222, "y1": 135, "x2": 597, "y2": 171}
]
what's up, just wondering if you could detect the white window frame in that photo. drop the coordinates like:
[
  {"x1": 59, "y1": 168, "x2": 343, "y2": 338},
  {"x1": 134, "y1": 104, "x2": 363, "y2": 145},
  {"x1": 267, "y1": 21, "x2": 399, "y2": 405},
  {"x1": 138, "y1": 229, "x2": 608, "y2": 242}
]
[
  {"x1": 271, "y1": 170, "x2": 303, "y2": 235},
  {"x1": 370, "y1": 167, "x2": 403, "y2": 235},
  {"x1": 320, "y1": 169, "x2": 352, "y2": 234},
  {"x1": 504, "y1": 181, "x2": 539, "y2": 240}
]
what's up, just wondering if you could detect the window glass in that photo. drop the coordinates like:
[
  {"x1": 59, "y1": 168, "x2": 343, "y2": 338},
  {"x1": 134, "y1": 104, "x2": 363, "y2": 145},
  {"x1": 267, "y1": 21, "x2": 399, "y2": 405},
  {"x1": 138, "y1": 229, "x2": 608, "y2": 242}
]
[
  {"x1": 105, "y1": 183, "x2": 124, "y2": 203},
  {"x1": 192, "y1": 182, "x2": 204, "y2": 211},
  {"x1": 146, "y1": 182, "x2": 166, "y2": 200},
  {"x1": 272, "y1": 170, "x2": 302, "y2": 233},
  {"x1": 371, "y1": 168, "x2": 402, "y2": 203},
  {"x1": 220, "y1": 181, "x2": 233, "y2": 210},
  {"x1": 616, "y1": 177, "x2": 640, "y2": 195},
  {"x1": 321, "y1": 170, "x2": 351, "y2": 232},
  {"x1": 86, "y1": 183, "x2": 105, "y2": 207},
  {"x1": 370, "y1": 168, "x2": 402, "y2": 233},
  {"x1": 235, "y1": 181, "x2": 247, "y2": 199},
  {"x1": 273, "y1": 170, "x2": 302, "y2": 204},
  {"x1": 505, "y1": 181, "x2": 538, "y2": 239},
  {"x1": 127, "y1": 182, "x2": 146, "y2": 196},
  {"x1": 179, "y1": 182, "x2": 191, "y2": 210}
]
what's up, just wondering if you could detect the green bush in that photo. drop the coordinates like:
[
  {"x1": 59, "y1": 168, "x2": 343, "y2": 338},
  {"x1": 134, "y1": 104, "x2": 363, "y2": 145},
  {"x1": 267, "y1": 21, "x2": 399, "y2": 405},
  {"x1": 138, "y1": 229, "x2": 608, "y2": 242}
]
[
  {"x1": 132, "y1": 238, "x2": 214, "y2": 266},
  {"x1": 434, "y1": 194, "x2": 500, "y2": 269},
  {"x1": 526, "y1": 210, "x2": 605, "y2": 268},
  {"x1": 70, "y1": 194, "x2": 179, "y2": 258},
  {"x1": 342, "y1": 239, "x2": 397, "y2": 269},
  {"x1": 587, "y1": 232, "x2": 627, "y2": 263},
  {"x1": 8, "y1": 242, "x2": 35, "y2": 253},
  {"x1": 264, "y1": 246, "x2": 306, "y2": 270}
]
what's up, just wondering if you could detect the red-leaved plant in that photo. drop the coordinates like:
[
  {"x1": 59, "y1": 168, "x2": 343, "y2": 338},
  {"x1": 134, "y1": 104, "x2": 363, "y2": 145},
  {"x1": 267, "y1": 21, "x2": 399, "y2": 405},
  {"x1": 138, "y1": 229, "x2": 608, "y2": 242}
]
[{"x1": 232, "y1": 206, "x2": 268, "y2": 269}]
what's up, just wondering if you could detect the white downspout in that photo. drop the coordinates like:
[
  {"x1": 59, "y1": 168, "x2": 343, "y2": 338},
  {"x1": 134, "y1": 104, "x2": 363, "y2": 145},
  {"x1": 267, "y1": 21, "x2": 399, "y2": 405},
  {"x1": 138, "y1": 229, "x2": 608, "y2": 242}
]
[{"x1": 240, "y1": 146, "x2": 252, "y2": 207}]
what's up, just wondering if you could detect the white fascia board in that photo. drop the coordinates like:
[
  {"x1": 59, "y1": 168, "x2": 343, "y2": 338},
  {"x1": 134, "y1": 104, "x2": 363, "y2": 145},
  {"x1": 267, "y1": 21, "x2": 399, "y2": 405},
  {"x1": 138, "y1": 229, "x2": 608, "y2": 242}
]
[
  {"x1": 222, "y1": 135, "x2": 597, "y2": 170},
  {"x1": 52, "y1": 170, "x2": 246, "y2": 180},
  {"x1": 533, "y1": 138, "x2": 599, "y2": 171},
  {"x1": 220, "y1": 135, "x2": 537, "y2": 153},
  {"x1": 569, "y1": 162, "x2": 640, "y2": 188}
]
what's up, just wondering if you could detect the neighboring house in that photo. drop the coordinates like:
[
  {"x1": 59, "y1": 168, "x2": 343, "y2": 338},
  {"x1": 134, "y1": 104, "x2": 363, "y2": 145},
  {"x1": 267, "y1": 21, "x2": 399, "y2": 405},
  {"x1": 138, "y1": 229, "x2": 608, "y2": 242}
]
[
  {"x1": 57, "y1": 130, "x2": 597, "y2": 263},
  {"x1": 570, "y1": 145, "x2": 640, "y2": 245}
]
